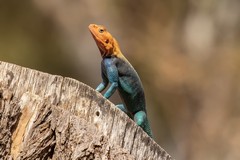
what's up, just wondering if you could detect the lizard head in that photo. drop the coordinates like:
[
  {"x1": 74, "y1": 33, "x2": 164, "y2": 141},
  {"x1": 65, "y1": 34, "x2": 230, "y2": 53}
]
[{"x1": 88, "y1": 24, "x2": 120, "y2": 57}]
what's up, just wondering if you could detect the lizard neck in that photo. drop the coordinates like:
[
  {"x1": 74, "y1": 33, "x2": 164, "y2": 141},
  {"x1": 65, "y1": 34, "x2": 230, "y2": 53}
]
[{"x1": 110, "y1": 38, "x2": 127, "y2": 61}]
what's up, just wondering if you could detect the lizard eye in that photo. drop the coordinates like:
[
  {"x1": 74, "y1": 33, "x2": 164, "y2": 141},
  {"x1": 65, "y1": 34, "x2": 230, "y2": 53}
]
[
  {"x1": 99, "y1": 28, "x2": 104, "y2": 33},
  {"x1": 105, "y1": 39, "x2": 109, "y2": 44}
]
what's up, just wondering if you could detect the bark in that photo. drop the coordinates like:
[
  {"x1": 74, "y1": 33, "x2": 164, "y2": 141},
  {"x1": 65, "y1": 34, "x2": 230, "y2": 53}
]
[{"x1": 0, "y1": 61, "x2": 172, "y2": 160}]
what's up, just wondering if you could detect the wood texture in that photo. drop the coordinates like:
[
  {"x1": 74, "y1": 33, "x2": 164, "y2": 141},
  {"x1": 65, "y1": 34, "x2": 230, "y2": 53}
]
[{"x1": 0, "y1": 61, "x2": 172, "y2": 160}]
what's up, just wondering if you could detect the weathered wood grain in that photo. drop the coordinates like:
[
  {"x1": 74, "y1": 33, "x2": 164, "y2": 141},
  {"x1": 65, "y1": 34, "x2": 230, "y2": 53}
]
[{"x1": 0, "y1": 61, "x2": 173, "y2": 160}]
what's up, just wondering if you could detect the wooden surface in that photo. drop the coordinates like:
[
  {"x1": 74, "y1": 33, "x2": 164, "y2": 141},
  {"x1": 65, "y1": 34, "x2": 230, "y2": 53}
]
[{"x1": 0, "y1": 61, "x2": 172, "y2": 160}]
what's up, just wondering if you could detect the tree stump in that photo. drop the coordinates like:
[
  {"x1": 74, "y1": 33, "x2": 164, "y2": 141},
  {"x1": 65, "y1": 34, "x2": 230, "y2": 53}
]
[{"x1": 0, "y1": 61, "x2": 172, "y2": 160}]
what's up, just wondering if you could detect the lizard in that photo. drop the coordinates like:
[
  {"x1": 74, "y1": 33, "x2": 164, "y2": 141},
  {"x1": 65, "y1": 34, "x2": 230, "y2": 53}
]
[{"x1": 88, "y1": 24, "x2": 153, "y2": 137}]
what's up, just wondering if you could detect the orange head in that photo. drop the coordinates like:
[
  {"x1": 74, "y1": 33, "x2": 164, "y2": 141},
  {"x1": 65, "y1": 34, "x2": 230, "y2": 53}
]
[{"x1": 88, "y1": 24, "x2": 120, "y2": 57}]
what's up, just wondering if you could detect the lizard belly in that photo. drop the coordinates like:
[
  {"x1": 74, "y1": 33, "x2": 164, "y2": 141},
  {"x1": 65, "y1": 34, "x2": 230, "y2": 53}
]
[
  {"x1": 115, "y1": 57, "x2": 146, "y2": 114},
  {"x1": 118, "y1": 77, "x2": 146, "y2": 114}
]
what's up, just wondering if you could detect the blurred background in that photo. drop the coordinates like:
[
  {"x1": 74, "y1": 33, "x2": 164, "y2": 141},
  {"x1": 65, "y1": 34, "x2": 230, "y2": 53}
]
[{"x1": 1, "y1": 0, "x2": 240, "y2": 159}]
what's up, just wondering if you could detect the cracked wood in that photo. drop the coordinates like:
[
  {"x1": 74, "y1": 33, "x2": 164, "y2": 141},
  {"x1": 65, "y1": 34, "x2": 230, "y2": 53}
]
[{"x1": 0, "y1": 61, "x2": 172, "y2": 160}]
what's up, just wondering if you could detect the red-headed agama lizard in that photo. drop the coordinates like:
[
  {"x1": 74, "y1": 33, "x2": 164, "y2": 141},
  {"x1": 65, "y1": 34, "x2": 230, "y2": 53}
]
[{"x1": 89, "y1": 24, "x2": 153, "y2": 137}]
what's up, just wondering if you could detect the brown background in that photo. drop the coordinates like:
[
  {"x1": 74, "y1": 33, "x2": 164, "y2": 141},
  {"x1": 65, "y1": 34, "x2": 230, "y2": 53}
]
[{"x1": 0, "y1": 1, "x2": 239, "y2": 159}]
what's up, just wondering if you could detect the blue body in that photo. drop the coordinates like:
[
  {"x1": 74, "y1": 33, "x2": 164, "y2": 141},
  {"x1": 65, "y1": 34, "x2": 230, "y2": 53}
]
[{"x1": 96, "y1": 56, "x2": 153, "y2": 137}]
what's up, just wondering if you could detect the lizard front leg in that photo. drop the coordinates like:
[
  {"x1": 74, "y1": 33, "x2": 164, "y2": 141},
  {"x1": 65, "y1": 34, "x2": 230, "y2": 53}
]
[
  {"x1": 96, "y1": 81, "x2": 108, "y2": 92},
  {"x1": 103, "y1": 58, "x2": 119, "y2": 99},
  {"x1": 96, "y1": 64, "x2": 109, "y2": 92},
  {"x1": 104, "y1": 82, "x2": 118, "y2": 99}
]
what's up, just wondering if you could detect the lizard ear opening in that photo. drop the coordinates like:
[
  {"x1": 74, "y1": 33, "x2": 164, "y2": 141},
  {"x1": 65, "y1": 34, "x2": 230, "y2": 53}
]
[{"x1": 105, "y1": 39, "x2": 109, "y2": 44}]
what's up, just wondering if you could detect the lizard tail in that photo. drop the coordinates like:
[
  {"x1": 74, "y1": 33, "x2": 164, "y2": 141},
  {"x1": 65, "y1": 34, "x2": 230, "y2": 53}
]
[{"x1": 142, "y1": 118, "x2": 153, "y2": 138}]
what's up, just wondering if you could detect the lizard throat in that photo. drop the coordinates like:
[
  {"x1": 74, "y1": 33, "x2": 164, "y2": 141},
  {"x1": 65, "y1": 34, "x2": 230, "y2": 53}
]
[
  {"x1": 96, "y1": 41, "x2": 116, "y2": 58},
  {"x1": 90, "y1": 33, "x2": 112, "y2": 57},
  {"x1": 96, "y1": 42, "x2": 112, "y2": 57}
]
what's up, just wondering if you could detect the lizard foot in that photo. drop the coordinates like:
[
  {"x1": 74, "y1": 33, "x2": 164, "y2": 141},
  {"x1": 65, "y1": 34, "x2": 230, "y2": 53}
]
[{"x1": 134, "y1": 111, "x2": 147, "y2": 126}]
